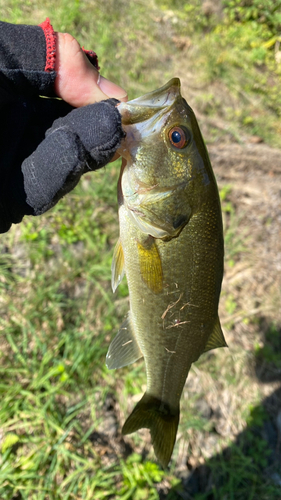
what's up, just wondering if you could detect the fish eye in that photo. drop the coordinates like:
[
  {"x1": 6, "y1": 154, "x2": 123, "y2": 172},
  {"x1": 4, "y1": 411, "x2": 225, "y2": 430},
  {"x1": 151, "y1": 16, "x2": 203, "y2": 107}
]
[{"x1": 168, "y1": 126, "x2": 189, "y2": 149}]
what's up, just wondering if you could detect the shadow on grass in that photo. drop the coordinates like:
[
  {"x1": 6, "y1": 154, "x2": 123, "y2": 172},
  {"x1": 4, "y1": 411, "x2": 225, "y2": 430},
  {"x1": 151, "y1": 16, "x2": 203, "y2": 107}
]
[
  {"x1": 255, "y1": 319, "x2": 281, "y2": 384},
  {"x1": 161, "y1": 319, "x2": 281, "y2": 500}
]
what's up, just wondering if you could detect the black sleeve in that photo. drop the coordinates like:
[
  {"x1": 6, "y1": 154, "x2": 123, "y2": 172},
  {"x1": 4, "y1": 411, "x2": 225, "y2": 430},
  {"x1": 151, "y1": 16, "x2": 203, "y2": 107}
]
[
  {"x1": 0, "y1": 19, "x2": 65, "y2": 232},
  {"x1": 0, "y1": 19, "x2": 56, "y2": 96}
]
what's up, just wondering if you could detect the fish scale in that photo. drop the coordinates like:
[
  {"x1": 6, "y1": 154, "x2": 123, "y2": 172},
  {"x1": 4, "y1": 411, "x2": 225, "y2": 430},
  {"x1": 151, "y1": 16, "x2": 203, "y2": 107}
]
[{"x1": 107, "y1": 78, "x2": 226, "y2": 467}]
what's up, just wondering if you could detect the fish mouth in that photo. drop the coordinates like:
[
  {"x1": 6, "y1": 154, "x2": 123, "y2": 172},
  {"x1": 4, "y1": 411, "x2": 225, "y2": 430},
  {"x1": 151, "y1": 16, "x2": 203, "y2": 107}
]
[{"x1": 117, "y1": 78, "x2": 181, "y2": 125}]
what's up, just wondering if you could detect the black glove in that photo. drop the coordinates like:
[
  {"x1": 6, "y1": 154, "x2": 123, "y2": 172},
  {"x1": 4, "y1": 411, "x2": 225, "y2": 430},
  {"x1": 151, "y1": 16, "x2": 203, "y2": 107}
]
[{"x1": 22, "y1": 98, "x2": 125, "y2": 216}]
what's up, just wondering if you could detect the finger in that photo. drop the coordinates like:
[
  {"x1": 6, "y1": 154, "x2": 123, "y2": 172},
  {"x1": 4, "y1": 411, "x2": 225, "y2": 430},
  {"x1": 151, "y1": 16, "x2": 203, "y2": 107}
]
[
  {"x1": 81, "y1": 53, "x2": 127, "y2": 104},
  {"x1": 98, "y1": 76, "x2": 128, "y2": 103}
]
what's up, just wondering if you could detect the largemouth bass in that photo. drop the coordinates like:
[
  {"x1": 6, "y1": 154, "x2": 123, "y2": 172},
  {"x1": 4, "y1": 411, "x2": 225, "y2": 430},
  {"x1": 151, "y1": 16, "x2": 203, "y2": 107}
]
[{"x1": 106, "y1": 78, "x2": 226, "y2": 468}]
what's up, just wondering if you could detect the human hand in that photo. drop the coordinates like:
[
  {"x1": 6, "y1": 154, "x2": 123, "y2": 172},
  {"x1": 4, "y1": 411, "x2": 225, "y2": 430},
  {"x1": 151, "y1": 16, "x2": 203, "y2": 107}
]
[{"x1": 54, "y1": 32, "x2": 128, "y2": 107}]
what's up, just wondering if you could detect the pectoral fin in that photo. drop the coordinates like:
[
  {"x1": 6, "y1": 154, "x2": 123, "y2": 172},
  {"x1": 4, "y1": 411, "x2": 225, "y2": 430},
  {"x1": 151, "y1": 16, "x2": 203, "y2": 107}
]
[
  {"x1": 111, "y1": 238, "x2": 125, "y2": 293},
  {"x1": 137, "y1": 238, "x2": 163, "y2": 294},
  {"x1": 204, "y1": 317, "x2": 227, "y2": 353},
  {"x1": 106, "y1": 313, "x2": 143, "y2": 369}
]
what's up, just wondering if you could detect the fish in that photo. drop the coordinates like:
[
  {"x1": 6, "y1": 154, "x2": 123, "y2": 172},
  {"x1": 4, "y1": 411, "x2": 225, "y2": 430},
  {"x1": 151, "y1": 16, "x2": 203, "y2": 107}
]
[{"x1": 106, "y1": 78, "x2": 226, "y2": 468}]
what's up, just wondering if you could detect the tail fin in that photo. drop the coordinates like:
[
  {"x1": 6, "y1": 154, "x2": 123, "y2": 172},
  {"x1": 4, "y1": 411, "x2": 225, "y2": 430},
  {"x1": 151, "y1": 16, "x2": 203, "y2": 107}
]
[{"x1": 122, "y1": 393, "x2": 179, "y2": 468}]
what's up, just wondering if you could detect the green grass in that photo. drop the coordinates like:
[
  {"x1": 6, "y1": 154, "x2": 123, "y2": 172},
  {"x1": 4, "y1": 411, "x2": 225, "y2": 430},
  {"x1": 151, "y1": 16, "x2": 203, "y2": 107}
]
[{"x1": 1, "y1": 0, "x2": 281, "y2": 499}]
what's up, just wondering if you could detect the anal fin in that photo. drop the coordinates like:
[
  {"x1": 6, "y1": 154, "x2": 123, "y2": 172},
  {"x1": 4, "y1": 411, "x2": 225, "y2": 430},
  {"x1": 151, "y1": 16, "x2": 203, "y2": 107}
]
[
  {"x1": 106, "y1": 313, "x2": 143, "y2": 369},
  {"x1": 204, "y1": 317, "x2": 228, "y2": 353}
]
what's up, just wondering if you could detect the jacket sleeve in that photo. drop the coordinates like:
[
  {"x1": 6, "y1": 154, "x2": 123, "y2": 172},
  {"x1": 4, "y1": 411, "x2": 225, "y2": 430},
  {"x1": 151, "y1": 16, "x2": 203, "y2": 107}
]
[{"x1": 0, "y1": 19, "x2": 56, "y2": 96}]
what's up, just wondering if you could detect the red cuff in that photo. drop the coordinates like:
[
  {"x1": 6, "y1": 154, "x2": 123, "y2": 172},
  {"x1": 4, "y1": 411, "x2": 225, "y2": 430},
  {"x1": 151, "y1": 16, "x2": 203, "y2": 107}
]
[
  {"x1": 39, "y1": 18, "x2": 56, "y2": 72},
  {"x1": 82, "y1": 47, "x2": 100, "y2": 71}
]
